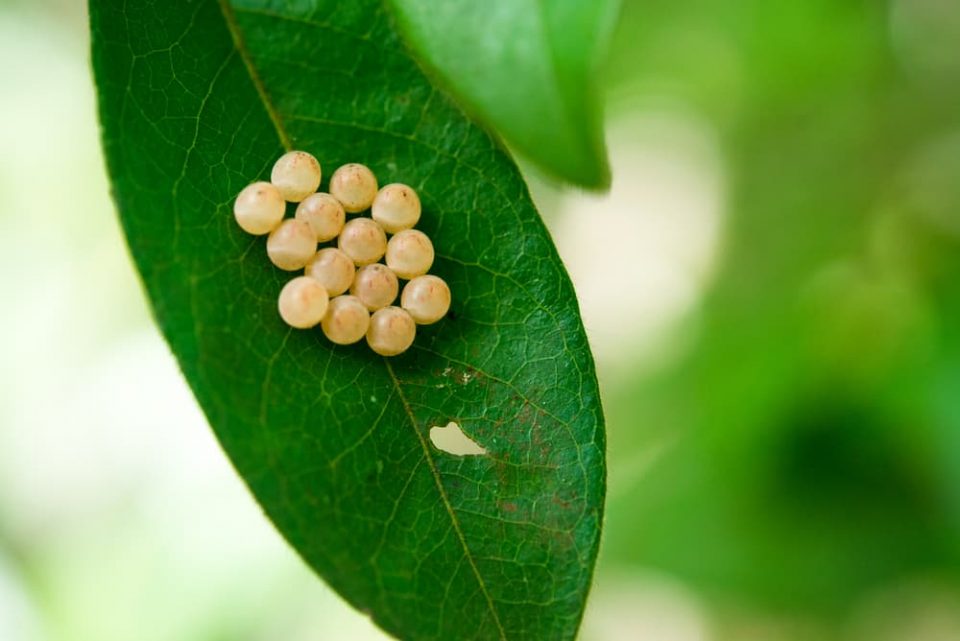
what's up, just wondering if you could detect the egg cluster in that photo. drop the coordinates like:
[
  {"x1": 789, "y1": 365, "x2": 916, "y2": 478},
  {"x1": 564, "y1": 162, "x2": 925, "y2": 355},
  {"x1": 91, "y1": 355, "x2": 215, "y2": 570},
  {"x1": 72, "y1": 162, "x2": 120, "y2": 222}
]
[{"x1": 232, "y1": 150, "x2": 451, "y2": 356}]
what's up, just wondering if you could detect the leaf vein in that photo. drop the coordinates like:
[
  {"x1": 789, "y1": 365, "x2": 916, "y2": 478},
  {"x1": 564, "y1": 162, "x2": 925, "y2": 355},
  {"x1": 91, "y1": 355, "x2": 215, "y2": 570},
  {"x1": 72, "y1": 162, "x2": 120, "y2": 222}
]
[
  {"x1": 386, "y1": 360, "x2": 508, "y2": 640},
  {"x1": 217, "y1": 0, "x2": 292, "y2": 150}
]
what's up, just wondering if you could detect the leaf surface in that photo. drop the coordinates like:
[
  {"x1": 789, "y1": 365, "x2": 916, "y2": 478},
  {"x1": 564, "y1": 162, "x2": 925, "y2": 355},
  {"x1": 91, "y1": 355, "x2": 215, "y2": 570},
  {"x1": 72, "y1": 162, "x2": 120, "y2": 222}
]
[
  {"x1": 89, "y1": 1, "x2": 605, "y2": 639},
  {"x1": 388, "y1": 0, "x2": 618, "y2": 189}
]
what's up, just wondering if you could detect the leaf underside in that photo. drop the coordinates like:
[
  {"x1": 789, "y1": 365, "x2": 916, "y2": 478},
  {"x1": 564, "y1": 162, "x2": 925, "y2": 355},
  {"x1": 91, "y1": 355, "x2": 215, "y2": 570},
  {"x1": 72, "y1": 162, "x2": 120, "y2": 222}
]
[
  {"x1": 388, "y1": 0, "x2": 617, "y2": 189},
  {"x1": 90, "y1": 1, "x2": 605, "y2": 639}
]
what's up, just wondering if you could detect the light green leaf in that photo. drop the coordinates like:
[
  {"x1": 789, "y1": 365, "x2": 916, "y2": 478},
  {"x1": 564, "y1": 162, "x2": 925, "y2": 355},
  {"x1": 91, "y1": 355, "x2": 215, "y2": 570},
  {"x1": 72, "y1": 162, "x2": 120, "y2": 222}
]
[
  {"x1": 89, "y1": 1, "x2": 605, "y2": 639},
  {"x1": 388, "y1": 0, "x2": 618, "y2": 189}
]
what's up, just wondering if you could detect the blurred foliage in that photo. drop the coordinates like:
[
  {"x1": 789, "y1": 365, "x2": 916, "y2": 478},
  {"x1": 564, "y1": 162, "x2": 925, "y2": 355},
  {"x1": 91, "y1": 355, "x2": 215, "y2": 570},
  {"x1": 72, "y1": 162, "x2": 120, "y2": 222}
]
[{"x1": 600, "y1": 0, "x2": 960, "y2": 624}]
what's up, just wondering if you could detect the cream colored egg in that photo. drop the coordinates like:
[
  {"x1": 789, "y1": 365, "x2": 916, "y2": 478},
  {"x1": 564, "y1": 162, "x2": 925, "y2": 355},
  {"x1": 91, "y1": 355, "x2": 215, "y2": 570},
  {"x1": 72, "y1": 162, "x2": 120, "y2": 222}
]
[
  {"x1": 329, "y1": 163, "x2": 378, "y2": 213},
  {"x1": 401, "y1": 275, "x2": 451, "y2": 325},
  {"x1": 278, "y1": 276, "x2": 329, "y2": 329},
  {"x1": 305, "y1": 247, "x2": 355, "y2": 296},
  {"x1": 371, "y1": 183, "x2": 421, "y2": 233},
  {"x1": 385, "y1": 229, "x2": 434, "y2": 279},
  {"x1": 366, "y1": 306, "x2": 416, "y2": 356},
  {"x1": 267, "y1": 219, "x2": 317, "y2": 271},
  {"x1": 321, "y1": 295, "x2": 370, "y2": 345},
  {"x1": 295, "y1": 192, "x2": 345, "y2": 241},
  {"x1": 233, "y1": 181, "x2": 285, "y2": 235},
  {"x1": 338, "y1": 218, "x2": 387, "y2": 265},
  {"x1": 350, "y1": 263, "x2": 399, "y2": 311},
  {"x1": 271, "y1": 150, "x2": 321, "y2": 202}
]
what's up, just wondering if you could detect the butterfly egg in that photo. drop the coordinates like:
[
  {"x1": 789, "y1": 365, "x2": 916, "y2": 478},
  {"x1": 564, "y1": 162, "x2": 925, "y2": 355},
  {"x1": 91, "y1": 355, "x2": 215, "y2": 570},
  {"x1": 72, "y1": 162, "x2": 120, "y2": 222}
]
[
  {"x1": 338, "y1": 218, "x2": 387, "y2": 266},
  {"x1": 385, "y1": 229, "x2": 434, "y2": 279},
  {"x1": 329, "y1": 163, "x2": 378, "y2": 213},
  {"x1": 305, "y1": 247, "x2": 355, "y2": 297},
  {"x1": 372, "y1": 183, "x2": 421, "y2": 233},
  {"x1": 295, "y1": 192, "x2": 345, "y2": 242},
  {"x1": 401, "y1": 275, "x2": 451, "y2": 325},
  {"x1": 267, "y1": 219, "x2": 317, "y2": 271},
  {"x1": 351, "y1": 263, "x2": 399, "y2": 311},
  {"x1": 366, "y1": 306, "x2": 416, "y2": 356},
  {"x1": 233, "y1": 181, "x2": 285, "y2": 235},
  {"x1": 278, "y1": 276, "x2": 329, "y2": 329},
  {"x1": 321, "y1": 295, "x2": 371, "y2": 345},
  {"x1": 271, "y1": 150, "x2": 322, "y2": 202}
]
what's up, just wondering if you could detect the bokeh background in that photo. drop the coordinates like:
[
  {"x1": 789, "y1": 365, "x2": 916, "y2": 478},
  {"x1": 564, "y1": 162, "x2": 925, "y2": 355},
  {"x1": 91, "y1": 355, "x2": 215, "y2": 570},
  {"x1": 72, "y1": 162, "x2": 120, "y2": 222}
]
[{"x1": 3, "y1": 0, "x2": 960, "y2": 639}]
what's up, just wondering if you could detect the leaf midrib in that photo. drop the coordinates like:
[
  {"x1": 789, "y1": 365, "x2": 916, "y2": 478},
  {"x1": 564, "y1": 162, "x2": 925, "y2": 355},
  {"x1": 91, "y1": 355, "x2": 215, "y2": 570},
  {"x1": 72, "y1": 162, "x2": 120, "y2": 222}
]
[
  {"x1": 385, "y1": 361, "x2": 507, "y2": 638},
  {"x1": 215, "y1": 1, "x2": 508, "y2": 637}
]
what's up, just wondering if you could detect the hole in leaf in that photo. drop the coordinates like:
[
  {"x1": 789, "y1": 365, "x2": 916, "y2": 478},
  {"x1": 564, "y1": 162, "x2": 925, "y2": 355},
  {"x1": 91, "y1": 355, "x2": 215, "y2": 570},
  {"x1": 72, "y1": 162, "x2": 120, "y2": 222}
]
[{"x1": 429, "y1": 422, "x2": 487, "y2": 456}]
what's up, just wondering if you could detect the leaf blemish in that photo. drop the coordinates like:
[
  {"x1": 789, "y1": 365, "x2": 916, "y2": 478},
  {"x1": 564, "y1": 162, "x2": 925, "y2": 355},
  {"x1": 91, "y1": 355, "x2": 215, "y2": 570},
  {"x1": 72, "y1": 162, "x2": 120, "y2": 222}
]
[
  {"x1": 429, "y1": 422, "x2": 487, "y2": 456},
  {"x1": 442, "y1": 366, "x2": 475, "y2": 386}
]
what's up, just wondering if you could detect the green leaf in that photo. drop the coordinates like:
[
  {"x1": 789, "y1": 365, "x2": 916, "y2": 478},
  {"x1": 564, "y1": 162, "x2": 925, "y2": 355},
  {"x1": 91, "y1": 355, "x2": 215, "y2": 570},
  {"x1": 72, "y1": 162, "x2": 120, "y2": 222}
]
[
  {"x1": 89, "y1": 1, "x2": 605, "y2": 639},
  {"x1": 387, "y1": 0, "x2": 617, "y2": 190}
]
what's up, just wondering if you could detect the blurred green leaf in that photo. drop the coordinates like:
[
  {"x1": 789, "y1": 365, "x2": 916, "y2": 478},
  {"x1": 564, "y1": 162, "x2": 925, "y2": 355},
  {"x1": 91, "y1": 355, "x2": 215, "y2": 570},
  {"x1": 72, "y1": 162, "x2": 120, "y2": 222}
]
[
  {"x1": 598, "y1": 0, "x2": 960, "y2": 616},
  {"x1": 88, "y1": 1, "x2": 605, "y2": 639},
  {"x1": 388, "y1": 0, "x2": 618, "y2": 189}
]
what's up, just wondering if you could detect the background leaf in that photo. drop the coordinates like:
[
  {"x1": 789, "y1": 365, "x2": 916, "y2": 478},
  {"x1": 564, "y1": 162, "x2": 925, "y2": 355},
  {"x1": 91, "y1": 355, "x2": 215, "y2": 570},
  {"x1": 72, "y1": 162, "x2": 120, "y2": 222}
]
[
  {"x1": 595, "y1": 0, "x2": 960, "y2": 617},
  {"x1": 89, "y1": 1, "x2": 604, "y2": 640},
  {"x1": 387, "y1": 0, "x2": 618, "y2": 190}
]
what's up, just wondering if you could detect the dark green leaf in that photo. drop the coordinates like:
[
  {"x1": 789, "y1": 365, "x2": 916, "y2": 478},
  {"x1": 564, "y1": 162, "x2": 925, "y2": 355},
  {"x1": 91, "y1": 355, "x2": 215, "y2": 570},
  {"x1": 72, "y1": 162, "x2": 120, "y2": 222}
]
[
  {"x1": 388, "y1": 0, "x2": 617, "y2": 189},
  {"x1": 89, "y1": 1, "x2": 605, "y2": 639}
]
